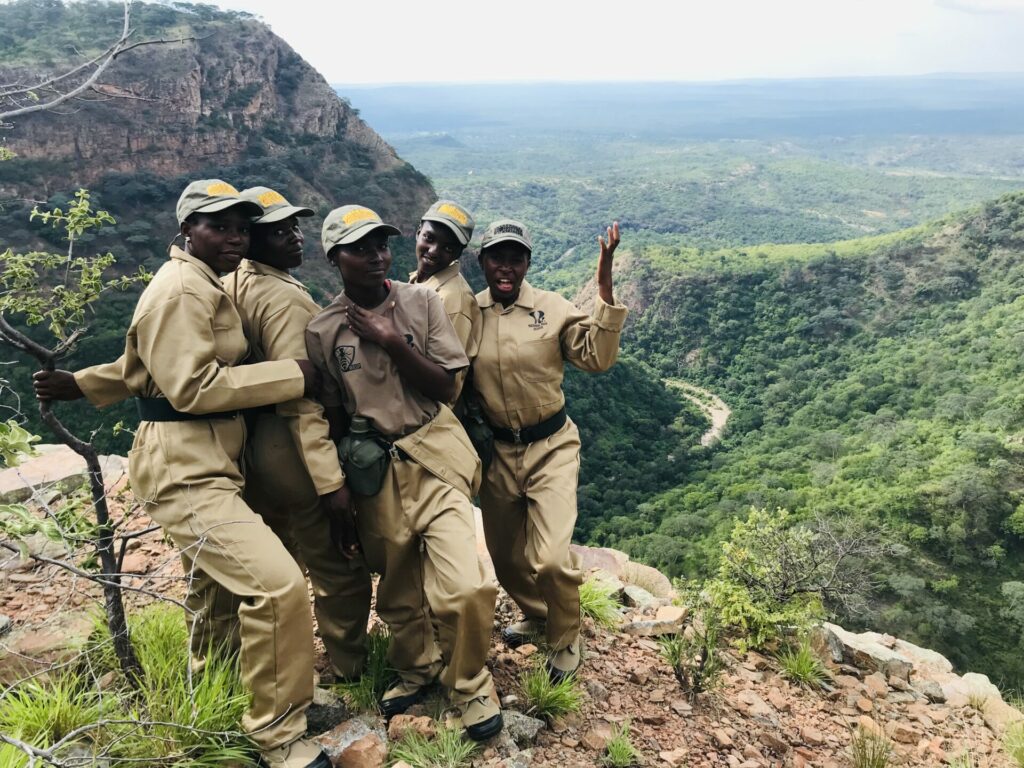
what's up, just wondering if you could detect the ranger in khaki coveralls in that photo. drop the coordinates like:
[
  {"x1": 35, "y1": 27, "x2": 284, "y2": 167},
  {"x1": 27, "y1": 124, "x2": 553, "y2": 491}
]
[
  {"x1": 407, "y1": 200, "x2": 481, "y2": 404},
  {"x1": 472, "y1": 218, "x2": 626, "y2": 682},
  {"x1": 221, "y1": 186, "x2": 373, "y2": 679},
  {"x1": 307, "y1": 205, "x2": 502, "y2": 741},
  {"x1": 75, "y1": 181, "x2": 329, "y2": 768}
]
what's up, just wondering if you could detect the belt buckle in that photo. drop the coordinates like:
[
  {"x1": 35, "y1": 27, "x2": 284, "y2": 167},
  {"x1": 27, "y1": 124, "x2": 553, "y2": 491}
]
[
  {"x1": 388, "y1": 444, "x2": 402, "y2": 460},
  {"x1": 512, "y1": 427, "x2": 522, "y2": 444}
]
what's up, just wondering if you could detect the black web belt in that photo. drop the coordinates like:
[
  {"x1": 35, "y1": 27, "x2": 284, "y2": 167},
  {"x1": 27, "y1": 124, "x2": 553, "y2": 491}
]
[
  {"x1": 491, "y1": 407, "x2": 567, "y2": 445},
  {"x1": 136, "y1": 398, "x2": 239, "y2": 422}
]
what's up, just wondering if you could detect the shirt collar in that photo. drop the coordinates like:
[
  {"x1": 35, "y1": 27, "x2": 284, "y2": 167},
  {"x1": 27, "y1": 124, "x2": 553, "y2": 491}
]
[
  {"x1": 244, "y1": 258, "x2": 306, "y2": 290},
  {"x1": 170, "y1": 245, "x2": 223, "y2": 288},
  {"x1": 338, "y1": 279, "x2": 399, "y2": 316},
  {"x1": 479, "y1": 278, "x2": 536, "y2": 310},
  {"x1": 409, "y1": 260, "x2": 461, "y2": 289}
]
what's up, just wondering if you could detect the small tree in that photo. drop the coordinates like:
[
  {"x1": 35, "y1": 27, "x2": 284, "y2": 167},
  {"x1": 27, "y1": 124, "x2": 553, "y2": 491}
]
[{"x1": 0, "y1": 189, "x2": 150, "y2": 681}]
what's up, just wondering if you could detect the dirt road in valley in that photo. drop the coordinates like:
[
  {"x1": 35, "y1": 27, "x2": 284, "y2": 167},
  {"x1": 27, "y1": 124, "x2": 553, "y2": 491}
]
[{"x1": 665, "y1": 379, "x2": 731, "y2": 447}]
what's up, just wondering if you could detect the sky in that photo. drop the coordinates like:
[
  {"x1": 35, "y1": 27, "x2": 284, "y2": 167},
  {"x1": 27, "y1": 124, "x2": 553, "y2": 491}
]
[{"x1": 207, "y1": 0, "x2": 1024, "y2": 85}]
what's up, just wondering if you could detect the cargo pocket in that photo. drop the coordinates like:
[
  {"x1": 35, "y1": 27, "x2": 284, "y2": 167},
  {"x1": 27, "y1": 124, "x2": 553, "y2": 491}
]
[{"x1": 127, "y1": 439, "x2": 163, "y2": 506}]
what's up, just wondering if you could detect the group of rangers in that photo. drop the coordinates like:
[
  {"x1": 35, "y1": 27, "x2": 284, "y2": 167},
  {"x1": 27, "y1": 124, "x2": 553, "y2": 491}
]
[{"x1": 33, "y1": 180, "x2": 627, "y2": 768}]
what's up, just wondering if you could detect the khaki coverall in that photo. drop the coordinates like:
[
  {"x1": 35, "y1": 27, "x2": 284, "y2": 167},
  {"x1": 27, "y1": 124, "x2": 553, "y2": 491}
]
[
  {"x1": 305, "y1": 281, "x2": 497, "y2": 705},
  {"x1": 118, "y1": 246, "x2": 314, "y2": 750},
  {"x1": 472, "y1": 280, "x2": 628, "y2": 651},
  {"x1": 408, "y1": 260, "x2": 482, "y2": 405},
  {"x1": 222, "y1": 259, "x2": 372, "y2": 678}
]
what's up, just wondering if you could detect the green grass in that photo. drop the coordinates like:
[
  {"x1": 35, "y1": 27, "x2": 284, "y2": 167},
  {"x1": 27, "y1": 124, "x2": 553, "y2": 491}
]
[
  {"x1": 602, "y1": 719, "x2": 641, "y2": 767},
  {"x1": 336, "y1": 626, "x2": 394, "y2": 713},
  {"x1": 521, "y1": 664, "x2": 583, "y2": 720},
  {"x1": 579, "y1": 578, "x2": 622, "y2": 629},
  {"x1": 1004, "y1": 720, "x2": 1024, "y2": 767},
  {"x1": 1, "y1": 603, "x2": 253, "y2": 767},
  {"x1": 387, "y1": 725, "x2": 478, "y2": 768},
  {"x1": 776, "y1": 636, "x2": 831, "y2": 689},
  {"x1": 850, "y1": 727, "x2": 893, "y2": 768}
]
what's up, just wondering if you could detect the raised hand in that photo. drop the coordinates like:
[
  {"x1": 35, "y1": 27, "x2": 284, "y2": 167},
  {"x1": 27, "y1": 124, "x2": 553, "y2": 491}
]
[{"x1": 596, "y1": 221, "x2": 620, "y2": 305}]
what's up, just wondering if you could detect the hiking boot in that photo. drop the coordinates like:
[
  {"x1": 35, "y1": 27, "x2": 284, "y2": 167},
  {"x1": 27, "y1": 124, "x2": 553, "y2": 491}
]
[
  {"x1": 546, "y1": 636, "x2": 581, "y2": 684},
  {"x1": 257, "y1": 737, "x2": 331, "y2": 768},
  {"x1": 380, "y1": 679, "x2": 428, "y2": 718},
  {"x1": 461, "y1": 695, "x2": 504, "y2": 742},
  {"x1": 500, "y1": 618, "x2": 544, "y2": 649}
]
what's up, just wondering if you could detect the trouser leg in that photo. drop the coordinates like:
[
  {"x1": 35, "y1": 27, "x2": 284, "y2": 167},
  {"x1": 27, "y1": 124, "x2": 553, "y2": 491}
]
[
  {"x1": 403, "y1": 463, "x2": 496, "y2": 704},
  {"x1": 245, "y1": 413, "x2": 372, "y2": 678},
  {"x1": 479, "y1": 440, "x2": 547, "y2": 622},
  {"x1": 357, "y1": 465, "x2": 442, "y2": 686},
  {"x1": 131, "y1": 421, "x2": 315, "y2": 750},
  {"x1": 181, "y1": 553, "x2": 241, "y2": 660},
  {"x1": 523, "y1": 421, "x2": 584, "y2": 650}
]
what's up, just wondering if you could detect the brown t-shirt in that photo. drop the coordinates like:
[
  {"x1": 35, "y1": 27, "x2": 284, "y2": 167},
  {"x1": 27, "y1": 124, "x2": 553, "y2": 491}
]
[{"x1": 305, "y1": 281, "x2": 469, "y2": 439}]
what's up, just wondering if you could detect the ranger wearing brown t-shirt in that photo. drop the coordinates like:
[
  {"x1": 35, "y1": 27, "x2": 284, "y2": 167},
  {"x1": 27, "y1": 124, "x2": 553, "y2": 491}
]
[{"x1": 307, "y1": 205, "x2": 502, "y2": 742}]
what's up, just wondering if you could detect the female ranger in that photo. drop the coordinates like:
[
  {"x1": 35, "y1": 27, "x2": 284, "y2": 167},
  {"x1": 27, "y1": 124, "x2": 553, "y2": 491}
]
[
  {"x1": 407, "y1": 199, "x2": 481, "y2": 404},
  {"x1": 307, "y1": 205, "x2": 502, "y2": 741},
  {"x1": 34, "y1": 180, "x2": 332, "y2": 768},
  {"x1": 471, "y1": 218, "x2": 626, "y2": 682}
]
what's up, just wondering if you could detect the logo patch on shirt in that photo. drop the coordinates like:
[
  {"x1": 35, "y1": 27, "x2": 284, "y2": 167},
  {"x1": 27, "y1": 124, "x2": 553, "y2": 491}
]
[
  {"x1": 404, "y1": 333, "x2": 416, "y2": 348},
  {"x1": 334, "y1": 345, "x2": 361, "y2": 373},
  {"x1": 528, "y1": 310, "x2": 547, "y2": 330}
]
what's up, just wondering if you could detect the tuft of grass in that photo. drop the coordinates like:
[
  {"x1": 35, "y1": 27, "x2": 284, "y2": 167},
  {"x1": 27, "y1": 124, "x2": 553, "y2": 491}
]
[
  {"x1": 776, "y1": 636, "x2": 831, "y2": 689},
  {"x1": 579, "y1": 578, "x2": 622, "y2": 629},
  {"x1": 603, "y1": 718, "x2": 641, "y2": 767},
  {"x1": 387, "y1": 725, "x2": 478, "y2": 768},
  {"x1": 2, "y1": 603, "x2": 254, "y2": 766},
  {"x1": 521, "y1": 664, "x2": 582, "y2": 720},
  {"x1": 1004, "y1": 720, "x2": 1024, "y2": 767},
  {"x1": 849, "y1": 726, "x2": 893, "y2": 768},
  {"x1": 967, "y1": 690, "x2": 990, "y2": 714},
  {"x1": 337, "y1": 625, "x2": 394, "y2": 713},
  {"x1": 0, "y1": 673, "x2": 112, "y2": 749}
]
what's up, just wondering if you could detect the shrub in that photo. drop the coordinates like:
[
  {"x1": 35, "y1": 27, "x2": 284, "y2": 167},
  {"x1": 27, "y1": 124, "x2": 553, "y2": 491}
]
[{"x1": 658, "y1": 582, "x2": 727, "y2": 702}]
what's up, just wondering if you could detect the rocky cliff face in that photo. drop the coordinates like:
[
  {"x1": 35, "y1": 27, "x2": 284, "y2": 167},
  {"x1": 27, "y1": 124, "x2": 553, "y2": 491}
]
[{"x1": 0, "y1": 1, "x2": 434, "y2": 274}]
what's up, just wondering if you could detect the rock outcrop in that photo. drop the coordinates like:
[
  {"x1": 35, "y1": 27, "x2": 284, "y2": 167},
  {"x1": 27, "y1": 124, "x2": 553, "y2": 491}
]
[{"x1": 3, "y1": 448, "x2": 1023, "y2": 767}]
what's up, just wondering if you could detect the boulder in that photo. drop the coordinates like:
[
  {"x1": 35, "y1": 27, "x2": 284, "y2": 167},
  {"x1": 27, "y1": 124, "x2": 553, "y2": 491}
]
[
  {"x1": 316, "y1": 715, "x2": 386, "y2": 766},
  {"x1": 821, "y1": 623, "x2": 912, "y2": 680},
  {"x1": 0, "y1": 444, "x2": 127, "y2": 504},
  {"x1": 0, "y1": 612, "x2": 95, "y2": 683},
  {"x1": 622, "y1": 585, "x2": 659, "y2": 610}
]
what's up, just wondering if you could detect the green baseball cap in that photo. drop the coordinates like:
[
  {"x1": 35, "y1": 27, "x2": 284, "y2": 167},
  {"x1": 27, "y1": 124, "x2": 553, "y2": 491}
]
[
  {"x1": 480, "y1": 218, "x2": 532, "y2": 253},
  {"x1": 176, "y1": 179, "x2": 262, "y2": 225},
  {"x1": 421, "y1": 200, "x2": 474, "y2": 246},
  {"x1": 241, "y1": 186, "x2": 314, "y2": 224},
  {"x1": 322, "y1": 205, "x2": 401, "y2": 254}
]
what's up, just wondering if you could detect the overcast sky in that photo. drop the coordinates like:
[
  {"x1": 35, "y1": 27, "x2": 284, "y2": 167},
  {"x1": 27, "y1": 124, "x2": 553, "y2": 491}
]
[{"x1": 209, "y1": 0, "x2": 1024, "y2": 84}]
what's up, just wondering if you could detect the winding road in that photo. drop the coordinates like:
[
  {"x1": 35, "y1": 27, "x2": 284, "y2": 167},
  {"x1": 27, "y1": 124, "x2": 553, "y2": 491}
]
[{"x1": 665, "y1": 379, "x2": 731, "y2": 447}]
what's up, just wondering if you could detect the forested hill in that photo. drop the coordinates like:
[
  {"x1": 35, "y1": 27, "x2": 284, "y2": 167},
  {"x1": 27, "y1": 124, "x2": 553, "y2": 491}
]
[
  {"x1": 596, "y1": 193, "x2": 1024, "y2": 685},
  {"x1": 0, "y1": 0, "x2": 434, "y2": 290}
]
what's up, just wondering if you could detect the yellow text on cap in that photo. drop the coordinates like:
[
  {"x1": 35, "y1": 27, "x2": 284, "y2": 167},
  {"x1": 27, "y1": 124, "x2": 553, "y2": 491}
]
[
  {"x1": 206, "y1": 181, "x2": 239, "y2": 196},
  {"x1": 438, "y1": 203, "x2": 469, "y2": 226},
  {"x1": 342, "y1": 208, "x2": 377, "y2": 226},
  {"x1": 257, "y1": 190, "x2": 287, "y2": 207}
]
